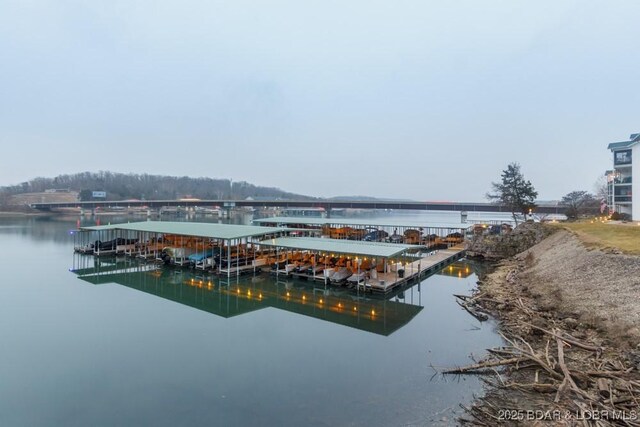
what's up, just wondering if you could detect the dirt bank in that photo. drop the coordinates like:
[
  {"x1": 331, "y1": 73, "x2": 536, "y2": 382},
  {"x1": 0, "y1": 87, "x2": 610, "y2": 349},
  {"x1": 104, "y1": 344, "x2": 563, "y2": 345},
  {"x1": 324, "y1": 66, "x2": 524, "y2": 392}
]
[
  {"x1": 517, "y1": 229, "x2": 640, "y2": 345},
  {"x1": 455, "y1": 227, "x2": 640, "y2": 425}
]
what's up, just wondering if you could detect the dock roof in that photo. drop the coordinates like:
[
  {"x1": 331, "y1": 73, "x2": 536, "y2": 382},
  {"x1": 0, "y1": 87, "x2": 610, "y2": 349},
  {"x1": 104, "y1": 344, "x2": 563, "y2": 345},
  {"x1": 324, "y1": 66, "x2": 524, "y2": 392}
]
[
  {"x1": 253, "y1": 216, "x2": 471, "y2": 230},
  {"x1": 80, "y1": 221, "x2": 289, "y2": 240},
  {"x1": 257, "y1": 236, "x2": 419, "y2": 258}
]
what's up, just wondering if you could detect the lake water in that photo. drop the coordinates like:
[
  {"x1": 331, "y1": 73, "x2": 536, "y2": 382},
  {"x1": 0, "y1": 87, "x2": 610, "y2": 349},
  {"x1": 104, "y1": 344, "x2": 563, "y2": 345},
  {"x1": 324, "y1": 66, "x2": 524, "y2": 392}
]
[{"x1": 0, "y1": 213, "x2": 504, "y2": 426}]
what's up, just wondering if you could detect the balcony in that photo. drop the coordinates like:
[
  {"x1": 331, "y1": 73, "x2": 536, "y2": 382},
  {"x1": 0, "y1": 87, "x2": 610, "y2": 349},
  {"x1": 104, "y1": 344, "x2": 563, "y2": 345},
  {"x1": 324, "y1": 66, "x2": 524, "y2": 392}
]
[
  {"x1": 613, "y1": 176, "x2": 632, "y2": 185},
  {"x1": 614, "y1": 195, "x2": 632, "y2": 203}
]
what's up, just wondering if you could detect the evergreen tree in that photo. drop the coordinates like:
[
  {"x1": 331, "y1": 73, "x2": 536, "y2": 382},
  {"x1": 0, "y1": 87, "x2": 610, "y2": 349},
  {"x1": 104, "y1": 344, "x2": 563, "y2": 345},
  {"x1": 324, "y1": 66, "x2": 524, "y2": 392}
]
[{"x1": 487, "y1": 163, "x2": 538, "y2": 225}]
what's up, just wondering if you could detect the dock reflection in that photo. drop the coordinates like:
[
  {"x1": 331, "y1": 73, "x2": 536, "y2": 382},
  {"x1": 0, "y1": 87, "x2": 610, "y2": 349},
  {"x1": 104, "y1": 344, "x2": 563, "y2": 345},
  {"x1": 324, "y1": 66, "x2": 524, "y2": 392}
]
[
  {"x1": 437, "y1": 261, "x2": 474, "y2": 278},
  {"x1": 71, "y1": 256, "x2": 428, "y2": 336}
]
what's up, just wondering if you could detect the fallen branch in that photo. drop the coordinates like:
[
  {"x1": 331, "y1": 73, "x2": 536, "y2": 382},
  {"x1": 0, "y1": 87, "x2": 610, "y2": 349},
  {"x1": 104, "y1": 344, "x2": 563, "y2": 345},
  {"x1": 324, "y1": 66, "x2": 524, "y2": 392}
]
[
  {"x1": 456, "y1": 300, "x2": 489, "y2": 322},
  {"x1": 443, "y1": 357, "x2": 526, "y2": 374},
  {"x1": 556, "y1": 337, "x2": 593, "y2": 401},
  {"x1": 523, "y1": 322, "x2": 603, "y2": 353},
  {"x1": 506, "y1": 382, "x2": 557, "y2": 393}
]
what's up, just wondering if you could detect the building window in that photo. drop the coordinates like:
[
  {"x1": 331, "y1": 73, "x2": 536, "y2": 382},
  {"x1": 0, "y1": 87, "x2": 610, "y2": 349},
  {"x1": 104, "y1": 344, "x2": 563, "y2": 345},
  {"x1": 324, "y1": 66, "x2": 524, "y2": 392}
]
[{"x1": 614, "y1": 149, "x2": 632, "y2": 165}]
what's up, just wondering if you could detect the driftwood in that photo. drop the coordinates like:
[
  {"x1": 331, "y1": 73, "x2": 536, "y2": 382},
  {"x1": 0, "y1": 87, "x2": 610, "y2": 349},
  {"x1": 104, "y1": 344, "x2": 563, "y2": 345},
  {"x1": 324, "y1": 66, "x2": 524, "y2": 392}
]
[
  {"x1": 455, "y1": 294, "x2": 491, "y2": 322},
  {"x1": 456, "y1": 299, "x2": 489, "y2": 322},
  {"x1": 447, "y1": 292, "x2": 640, "y2": 427},
  {"x1": 523, "y1": 322, "x2": 603, "y2": 353},
  {"x1": 443, "y1": 357, "x2": 526, "y2": 374},
  {"x1": 597, "y1": 377, "x2": 611, "y2": 399}
]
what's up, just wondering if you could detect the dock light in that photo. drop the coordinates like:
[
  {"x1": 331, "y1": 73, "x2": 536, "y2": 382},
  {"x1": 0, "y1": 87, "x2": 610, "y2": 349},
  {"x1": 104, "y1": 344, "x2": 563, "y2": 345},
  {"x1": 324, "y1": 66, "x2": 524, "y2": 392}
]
[
  {"x1": 302, "y1": 295, "x2": 306, "y2": 301},
  {"x1": 371, "y1": 309, "x2": 375, "y2": 316},
  {"x1": 208, "y1": 281, "x2": 212, "y2": 288},
  {"x1": 319, "y1": 299, "x2": 323, "y2": 304},
  {"x1": 286, "y1": 292, "x2": 291, "y2": 297},
  {"x1": 247, "y1": 290, "x2": 251, "y2": 297},
  {"x1": 259, "y1": 293, "x2": 263, "y2": 299},
  {"x1": 353, "y1": 306, "x2": 357, "y2": 312},
  {"x1": 237, "y1": 288, "x2": 240, "y2": 294},
  {"x1": 338, "y1": 303, "x2": 343, "y2": 309}
]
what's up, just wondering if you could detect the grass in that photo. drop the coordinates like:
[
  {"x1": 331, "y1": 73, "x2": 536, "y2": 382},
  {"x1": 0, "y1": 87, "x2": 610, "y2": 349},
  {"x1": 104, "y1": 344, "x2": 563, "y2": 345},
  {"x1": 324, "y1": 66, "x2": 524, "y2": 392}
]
[{"x1": 555, "y1": 219, "x2": 640, "y2": 255}]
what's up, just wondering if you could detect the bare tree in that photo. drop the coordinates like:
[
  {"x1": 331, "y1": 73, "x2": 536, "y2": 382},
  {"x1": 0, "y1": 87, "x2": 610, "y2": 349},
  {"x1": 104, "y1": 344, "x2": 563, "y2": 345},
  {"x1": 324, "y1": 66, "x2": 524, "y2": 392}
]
[
  {"x1": 593, "y1": 175, "x2": 608, "y2": 204},
  {"x1": 561, "y1": 191, "x2": 598, "y2": 219}
]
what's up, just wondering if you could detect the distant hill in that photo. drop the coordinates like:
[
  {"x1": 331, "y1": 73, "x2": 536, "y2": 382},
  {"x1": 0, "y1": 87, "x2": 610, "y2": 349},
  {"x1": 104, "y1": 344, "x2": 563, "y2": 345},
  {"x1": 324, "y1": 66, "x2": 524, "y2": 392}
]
[{"x1": 0, "y1": 172, "x2": 316, "y2": 203}]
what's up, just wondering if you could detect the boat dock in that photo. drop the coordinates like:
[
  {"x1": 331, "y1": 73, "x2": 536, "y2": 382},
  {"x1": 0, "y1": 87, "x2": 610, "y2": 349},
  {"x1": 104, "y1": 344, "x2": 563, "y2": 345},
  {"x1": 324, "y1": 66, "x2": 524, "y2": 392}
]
[
  {"x1": 364, "y1": 245, "x2": 466, "y2": 294},
  {"x1": 73, "y1": 220, "x2": 468, "y2": 293},
  {"x1": 255, "y1": 236, "x2": 466, "y2": 294},
  {"x1": 253, "y1": 216, "x2": 471, "y2": 247},
  {"x1": 73, "y1": 221, "x2": 295, "y2": 278}
]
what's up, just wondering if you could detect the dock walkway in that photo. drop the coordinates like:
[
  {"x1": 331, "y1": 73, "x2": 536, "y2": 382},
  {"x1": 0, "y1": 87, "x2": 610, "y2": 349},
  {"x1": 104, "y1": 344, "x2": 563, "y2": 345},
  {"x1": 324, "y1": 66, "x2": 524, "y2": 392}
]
[{"x1": 364, "y1": 245, "x2": 466, "y2": 294}]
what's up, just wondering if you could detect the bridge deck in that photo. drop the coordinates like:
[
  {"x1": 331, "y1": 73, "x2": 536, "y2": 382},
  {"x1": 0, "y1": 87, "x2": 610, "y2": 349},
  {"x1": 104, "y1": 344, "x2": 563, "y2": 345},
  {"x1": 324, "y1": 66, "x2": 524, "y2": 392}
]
[{"x1": 31, "y1": 199, "x2": 563, "y2": 214}]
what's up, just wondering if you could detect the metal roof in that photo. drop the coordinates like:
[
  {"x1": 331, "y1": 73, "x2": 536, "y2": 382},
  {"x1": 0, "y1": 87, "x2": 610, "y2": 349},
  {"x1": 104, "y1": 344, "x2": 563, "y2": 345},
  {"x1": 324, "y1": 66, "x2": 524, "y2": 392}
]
[
  {"x1": 253, "y1": 216, "x2": 471, "y2": 229},
  {"x1": 608, "y1": 140, "x2": 638, "y2": 150},
  {"x1": 257, "y1": 237, "x2": 419, "y2": 258},
  {"x1": 79, "y1": 221, "x2": 289, "y2": 240}
]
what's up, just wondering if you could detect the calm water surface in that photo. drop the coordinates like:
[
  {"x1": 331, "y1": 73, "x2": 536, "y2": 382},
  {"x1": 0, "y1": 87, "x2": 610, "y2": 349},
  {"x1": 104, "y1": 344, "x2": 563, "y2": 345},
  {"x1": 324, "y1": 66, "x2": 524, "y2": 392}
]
[{"x1": 0, "y1": 214, "x2": 502, "y2": 426}]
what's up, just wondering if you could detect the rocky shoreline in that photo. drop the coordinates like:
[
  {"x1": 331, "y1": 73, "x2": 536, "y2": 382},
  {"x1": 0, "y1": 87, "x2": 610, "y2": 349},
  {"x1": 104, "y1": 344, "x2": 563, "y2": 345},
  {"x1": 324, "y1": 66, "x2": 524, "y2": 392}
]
[{"x1": 453, "y1": 224, "x2": 640, "y2": 426}]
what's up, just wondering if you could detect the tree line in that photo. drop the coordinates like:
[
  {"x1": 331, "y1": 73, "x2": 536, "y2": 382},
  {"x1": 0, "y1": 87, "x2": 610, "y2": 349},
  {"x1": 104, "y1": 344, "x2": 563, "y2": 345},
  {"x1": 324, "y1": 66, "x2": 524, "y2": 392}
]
[
  {"x1": 0, "y1": 167, "x2": 611, "y2": 219},
  {"x1": 0, "y1": 171, "x2": 314, "y2": 202},
  {"x1": 488, "y1": 162, "x2": 604, "y2": 222}
]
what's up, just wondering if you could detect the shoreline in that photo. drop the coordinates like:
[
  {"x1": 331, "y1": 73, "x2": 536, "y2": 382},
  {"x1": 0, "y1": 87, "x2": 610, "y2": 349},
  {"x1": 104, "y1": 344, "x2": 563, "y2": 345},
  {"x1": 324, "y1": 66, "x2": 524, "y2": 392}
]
[
  {"x1": 455, "y1": 227, "x2": 640, "y2": 425},
  {"x1": 0, "y1": 211, "x2": 53, "y2": 217}
]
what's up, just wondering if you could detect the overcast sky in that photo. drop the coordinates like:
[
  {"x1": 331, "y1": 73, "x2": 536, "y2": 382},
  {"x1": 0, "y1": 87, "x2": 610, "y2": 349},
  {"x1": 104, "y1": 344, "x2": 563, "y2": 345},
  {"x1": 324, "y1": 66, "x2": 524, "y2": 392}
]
[{"x1": 0, "y1": 0, "x2": 638, "y2": 201}]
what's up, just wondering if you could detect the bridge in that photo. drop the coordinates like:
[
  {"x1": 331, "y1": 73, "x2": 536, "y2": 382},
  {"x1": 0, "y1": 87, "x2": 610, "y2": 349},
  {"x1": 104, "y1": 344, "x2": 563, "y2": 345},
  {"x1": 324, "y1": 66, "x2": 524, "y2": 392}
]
[{"x1": 29, "y1": 199, "x2": 564, "y2": 215}]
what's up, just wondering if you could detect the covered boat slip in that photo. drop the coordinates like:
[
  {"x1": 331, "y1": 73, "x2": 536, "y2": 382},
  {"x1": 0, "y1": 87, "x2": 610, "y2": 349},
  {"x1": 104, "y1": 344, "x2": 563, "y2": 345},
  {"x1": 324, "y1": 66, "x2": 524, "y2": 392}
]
[
  {"x1": 71, "y1": 259, "x2": 424, "y2": 336},
  {"x1": 72, "y1": 220, "x2": 465, "y2": 293},
  {"x1": 252, "y1": 217, "x2": 471, "y2": 247},
  {"x1": 74, "y1": 221, "x2": 297, "y2": 277},
  {"x1": 257, "y1": 236, "x2": 466, "y2": 294}
]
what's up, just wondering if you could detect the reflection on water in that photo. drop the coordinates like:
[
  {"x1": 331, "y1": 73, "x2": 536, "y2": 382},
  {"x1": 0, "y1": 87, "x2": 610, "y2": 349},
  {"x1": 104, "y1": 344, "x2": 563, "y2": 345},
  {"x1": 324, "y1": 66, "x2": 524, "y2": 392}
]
[
  {"x1": 438, "y1": 261, "x2": 475, "y2": 279},
  {"x1": 0, "y1": 215, "x2": 503, "y2": 427},
  {"x1": 71, "y1": 257, "x2": 424, "y2": 336}
]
